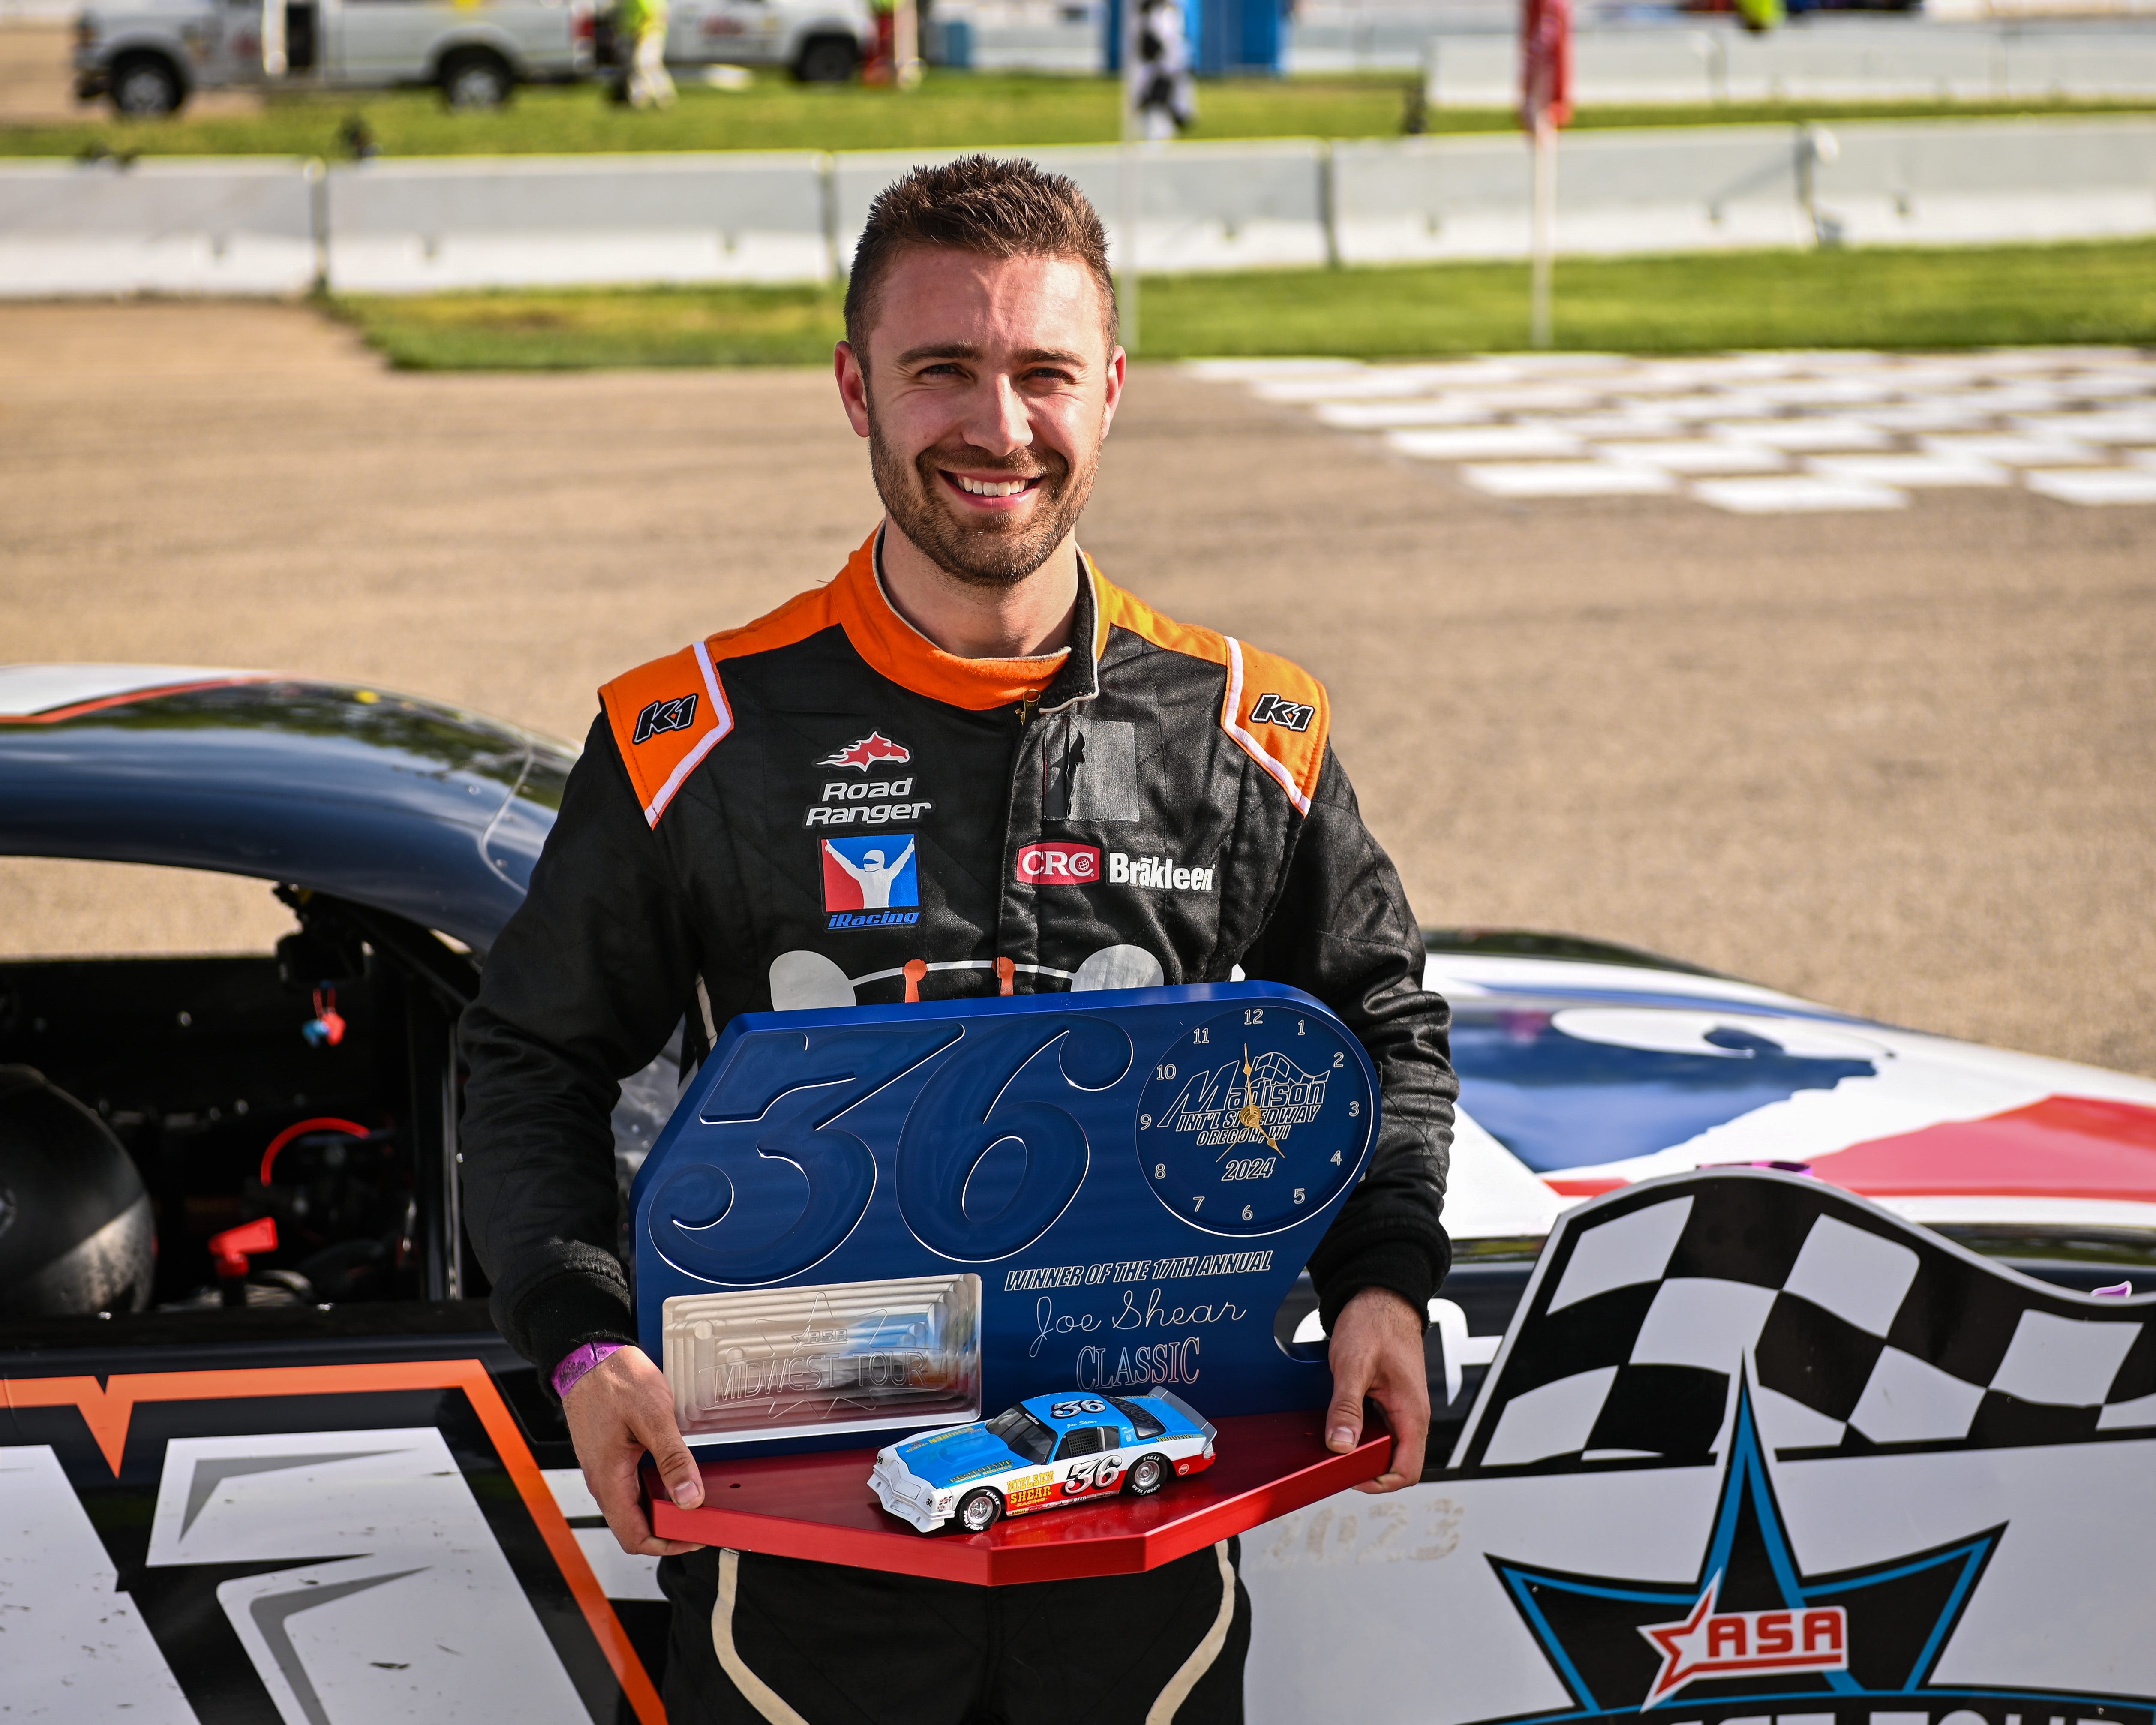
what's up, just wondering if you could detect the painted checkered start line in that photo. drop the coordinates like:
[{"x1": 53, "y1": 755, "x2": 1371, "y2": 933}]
[{"x1": 1189, "y1": 349, "x2": 2156, "y2": 513}]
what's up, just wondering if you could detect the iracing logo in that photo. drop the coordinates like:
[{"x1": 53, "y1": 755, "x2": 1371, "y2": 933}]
[
  {"x1": 820, "y1": 834, "x2": 920, "y2": 931},
  {"x1": 819, "y1": 732, "x2": 911, "y2": 771},
  {"x1": 1639, "y1": 1576, "x2": 1847, "y2": 1703}
]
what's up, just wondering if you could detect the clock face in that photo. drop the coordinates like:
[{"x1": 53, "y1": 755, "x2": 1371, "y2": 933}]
[{"x1": 1134, "y1": 1004, "x2": 1373, "y2": 1236}]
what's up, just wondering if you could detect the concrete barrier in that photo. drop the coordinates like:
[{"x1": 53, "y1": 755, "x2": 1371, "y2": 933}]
[
  {"x1": 322, "y1": 153, "x2": 831, "y2": 294},
  {"x1": 1410, "y1": 18, "x2": 2156, "y2": 103},
  {"x1": 1811, "y1": 116, "x2": 2156, "y2": 246},
  {"x1": 833, "y1": 141, "x2": 1330, "y2": 274},
  {"x1": 1334, "y1": 126, "x2": 1810, "y2": 263},
  {"x1": 0, "y1": 158, "x2": 317, "y2": 297},
  {"x1": 4, "y1": 114, "x2": 2153, "y2": 297}
]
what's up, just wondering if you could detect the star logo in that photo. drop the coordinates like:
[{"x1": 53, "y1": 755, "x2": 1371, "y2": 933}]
[{"x1": 1489, "y1": 1377, "x2": 2006, "y2": 1719}]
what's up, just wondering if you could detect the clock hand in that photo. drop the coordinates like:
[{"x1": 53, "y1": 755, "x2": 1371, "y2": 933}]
[{"x1": 1234, "y1": 1043, "x2": 1283, "y2": 1156}]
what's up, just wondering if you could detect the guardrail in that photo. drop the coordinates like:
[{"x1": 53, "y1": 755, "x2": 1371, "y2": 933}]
[
  {"x1": 1409, "y1": 18, "x2": 2156, "y2": 103},
  {"x1": 0, "y1": 157, "x2": 320, "y2": 296},
  {"x1": 3, "y1": 115, "x2": 2153, "y2": 297}
]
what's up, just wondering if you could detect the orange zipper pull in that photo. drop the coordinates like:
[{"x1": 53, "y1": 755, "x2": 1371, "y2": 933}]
[
  {"x1": 903, "y1": 958, "x2": 928, "y2": 1004},
  {"x1": 995, "y1": 956, "x2": 1015, "y2": 997}
]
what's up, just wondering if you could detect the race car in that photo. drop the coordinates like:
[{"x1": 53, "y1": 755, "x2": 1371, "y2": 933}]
[
  {"x1": 6, "y1": 661, "x2": 2156, "y2": 1724},
  {"x1": 869, "y1": 1389, "x2": 1217, "y2": 1533}
]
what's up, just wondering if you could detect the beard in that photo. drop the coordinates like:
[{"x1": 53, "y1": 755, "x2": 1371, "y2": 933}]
[{"x1": 868, "y1": 415, "x2": 1100, "y2": 591}]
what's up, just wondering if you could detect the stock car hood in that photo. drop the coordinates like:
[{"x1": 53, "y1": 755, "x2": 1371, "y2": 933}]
[
  {"x1": 1427, "y1": 941, "x2": 2156, "y2": 1244},
  {"x1": 0, "y1": 665, "x2": 574, "y2": 952},
  {"x1": 893, "y1": 1424, "x2": 1020, "y2": 1484}
]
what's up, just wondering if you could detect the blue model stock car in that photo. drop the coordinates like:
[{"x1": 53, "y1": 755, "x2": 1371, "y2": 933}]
[{"x1": 870, "y1": 1390, "x2": 1218, "y2": 1533}]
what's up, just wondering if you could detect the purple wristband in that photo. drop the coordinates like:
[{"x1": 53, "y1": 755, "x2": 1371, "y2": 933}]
[{"x1": 552, "y1": 1340, "x2": 625, "y2": 1400}]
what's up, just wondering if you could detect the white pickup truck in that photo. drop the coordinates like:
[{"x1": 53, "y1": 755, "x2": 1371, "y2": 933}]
[
  {"x1": 72, "y1": 0, "x2": 872, "y2": 115},
  {"x1": 73, "y1": 0, "x2": 597, "y2": 114}
]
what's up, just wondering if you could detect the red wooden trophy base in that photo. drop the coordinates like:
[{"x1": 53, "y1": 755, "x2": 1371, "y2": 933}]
[{"x1": 648, "y1": 1409, "x2": 1390, "y2": 1586}]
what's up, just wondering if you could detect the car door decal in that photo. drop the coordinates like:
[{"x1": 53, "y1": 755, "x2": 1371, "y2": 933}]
[
  {"x1": 0, "y1": 1444, "x2": 197, "y2": 1722},
  {"x1": 150, "y1": 1428, "x2": 592, "y2": 1725},
  {"x1": 1, "y1": 1359, "x2": 664, "y2": 1725}
]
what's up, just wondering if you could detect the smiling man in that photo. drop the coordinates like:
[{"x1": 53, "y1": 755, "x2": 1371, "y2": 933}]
[{"x1": 459, "y1": 156, "x2": 1456, "y2": 1724}]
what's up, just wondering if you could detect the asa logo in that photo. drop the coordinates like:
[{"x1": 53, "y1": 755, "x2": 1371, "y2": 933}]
[
  {"x1": 1640, "y1": 1577, "x2": 1847, "y2": 1703},
  {"x1": 1015, "y1": 842, "x2": 1101, "y2": 886},
  {"x1": 631, "y1": 693, "x2": 698, "y2": 745},
  {"x1": 1248, "y1": 692, "x2": 1315, "y2": 733},
  {"x1": 819, "y1": 731, "x2": 911, "y2": 771}
]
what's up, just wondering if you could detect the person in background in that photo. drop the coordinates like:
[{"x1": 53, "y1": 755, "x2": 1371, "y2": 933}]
[{"x1": 617, "y1": 0, "x2": 676, "y2": 108}]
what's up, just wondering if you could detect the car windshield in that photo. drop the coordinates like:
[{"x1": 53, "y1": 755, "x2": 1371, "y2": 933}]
[
  {"x1": 986, "y1": 1407, "x2": 1054, "y2": 1465},
  {"x1": 1106, "y1": 1395, "x2": 1166, "y2": 1440}
]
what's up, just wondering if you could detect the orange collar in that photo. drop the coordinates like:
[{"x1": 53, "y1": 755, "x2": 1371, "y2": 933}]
[{"x1": 823, "y1": 529, "x2": 1105, "y2": 713}]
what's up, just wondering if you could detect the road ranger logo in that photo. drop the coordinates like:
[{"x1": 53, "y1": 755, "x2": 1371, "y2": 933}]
[
  {"x1": 1247, "y1": 692, "x2": 1314, "y2": 732},
  {"x1": 819, "y1": 731, "x2": 911, "y2": 770},
  {"x1": 1108, "y1": 853, "x2": 1216, "y2": 891},
  {"x1": 631, "y1": 693, "x2": 698, "y2": 745},
  {"x1": 1156, "y1": 1053, "x2": 1330, "y2": 1148},
  {"x1": 806, "y1": 777, "x2": 933, "y2": 829},
  {"x1": 1640, "y1": 1578, "x2": 1847, "y2": 1704}
]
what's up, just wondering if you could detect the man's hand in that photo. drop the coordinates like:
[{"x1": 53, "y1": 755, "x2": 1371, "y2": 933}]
[
  {"x1": 1324, "y1": 1286, "x2": 1431, "y2": 1494},
  {"x1": 562, "y1": 1345, "x2": 708, "y2": 1556}
]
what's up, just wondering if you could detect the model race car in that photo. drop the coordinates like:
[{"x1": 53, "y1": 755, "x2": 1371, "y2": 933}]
[
  {"x1": 5, "y1": 662, "x2": 2156, "y2": 1725},
  {"x1": 870, "y1": 1389, "x2": 1218, "y2": 1533}
]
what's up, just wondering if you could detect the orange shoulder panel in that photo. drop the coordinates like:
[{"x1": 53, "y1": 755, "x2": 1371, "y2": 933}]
[
  {"x1": 599, "y1": 643, "x2": 733, "y2": 828},
  {"x1": 1094, "y1": 571, "x2": 1329, "y2": 816},
  {"x1": 704, "y1": 579, "x2": 840, "y2": 668},
  {"x1": 600, "y1": 581, "x2": 843, "y2": 827}
]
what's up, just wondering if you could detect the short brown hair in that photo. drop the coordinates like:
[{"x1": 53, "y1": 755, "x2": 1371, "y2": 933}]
[{"x1": 844, "y1": 154, "x2": 1118, "y2": 356}]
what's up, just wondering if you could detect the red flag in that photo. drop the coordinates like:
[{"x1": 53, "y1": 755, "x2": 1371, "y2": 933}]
[{"x1": 1521, "y1": 0, "x2": 1573, "y2": 130}]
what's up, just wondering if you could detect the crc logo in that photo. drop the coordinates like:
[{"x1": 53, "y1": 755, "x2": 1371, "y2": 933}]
[
  {"x1": 1015, "y1": 842, "x2": 1101, "y2": 885},
  {"x1": 1248, "y1": 692, "x2": 1314, "y2": 732},
  {"x1": 1640, "y1": 1580, "x2": 1847, "y2": 1703},
  {"x1": 631, "y1": 693, "x2": 698, "y2": 745}
]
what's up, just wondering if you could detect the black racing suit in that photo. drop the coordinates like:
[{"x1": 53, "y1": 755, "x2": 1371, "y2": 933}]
[{"x1": 459, "y1": 531, "x2": 1457, "y2": 1725}]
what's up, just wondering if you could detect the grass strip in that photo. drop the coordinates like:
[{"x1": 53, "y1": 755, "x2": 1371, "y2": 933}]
[
  {"x1": 333, "y1": 238, "x2": 2156, "y2": 370},
  {"x1": 6, "y1": 71, "x2": 2153, "y2": 158}
]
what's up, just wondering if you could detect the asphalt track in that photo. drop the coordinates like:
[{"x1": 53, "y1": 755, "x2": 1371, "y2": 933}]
[{"x1": 3, "y1": 301, "x2": 2151, "y2": 1078}]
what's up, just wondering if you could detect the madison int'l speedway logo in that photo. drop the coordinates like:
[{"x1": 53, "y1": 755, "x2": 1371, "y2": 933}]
[
  {"x1": 1486, "y1": 1380, "x2": 2148, "y2": 1725},
  {"x1": 1156, "y1": 1052, "x2": 1332, "y2": 1149}
]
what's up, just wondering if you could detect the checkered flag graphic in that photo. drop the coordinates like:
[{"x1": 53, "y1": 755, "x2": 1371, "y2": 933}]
[{"x1": 1449, "y1": 1169, "x2": 2156, "y2": 1472}]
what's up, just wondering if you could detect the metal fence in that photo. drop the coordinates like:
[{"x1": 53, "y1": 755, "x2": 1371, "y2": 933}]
[{"x1": 3, "y1": 115, "x2": 2153, "y2": 296}]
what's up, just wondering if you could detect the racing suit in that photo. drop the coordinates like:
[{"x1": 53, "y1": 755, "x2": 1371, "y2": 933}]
[{"x1": 460, "y1": 529, "x2": 1457, "y2": 1723}]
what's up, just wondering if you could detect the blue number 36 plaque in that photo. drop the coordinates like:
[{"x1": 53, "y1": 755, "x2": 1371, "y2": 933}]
[{"x1": 632, "y1": 983, "x2": 1378, "y2": 1453}]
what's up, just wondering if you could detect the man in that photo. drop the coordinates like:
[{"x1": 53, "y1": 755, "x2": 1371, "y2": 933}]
[{"x1": 460, "y1": 156, "x2": 1455, "y2": 1724}]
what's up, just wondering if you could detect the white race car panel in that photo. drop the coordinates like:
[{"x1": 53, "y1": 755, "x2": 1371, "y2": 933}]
[
  {"x1": 0, "y1": 1445, "x2": 198, "y2": 1723},
  {"x1": 1442, "y1": 1107, "x2": 1568, "y2": 1240},
  {"x1": 1246, "y1": 1172, "x2": 2156, "y2": 1725},
  {"x1": 1423, "y1": 954, "x2": 1841, "y2": 1016},
  {"x1": 1424, "y1": 953, "x2": 2156, "y2": 1235},
  {"x1": 152, "y1": 1430, "x2": 591, "y2": 1725},
  {"x1": 0, "y1": 663, "x2": 261, "y2": 718},
  {"x1": 543, "y1": 1467, "x2": 667, "y2": 1602}
]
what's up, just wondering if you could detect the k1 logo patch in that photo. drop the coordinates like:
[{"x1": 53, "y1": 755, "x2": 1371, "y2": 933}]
[
  {"x1": 821, "y1": 834, "x2": 921, "y2": 931},
  {"x1": 1248, "y1": 692, "x2": 1314, "y2": 733},
  {"x1": 631, "y1": 693, "x2": 698, "y2": 744}
]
